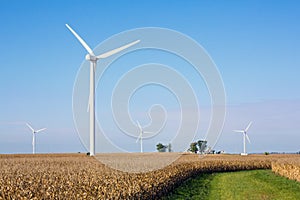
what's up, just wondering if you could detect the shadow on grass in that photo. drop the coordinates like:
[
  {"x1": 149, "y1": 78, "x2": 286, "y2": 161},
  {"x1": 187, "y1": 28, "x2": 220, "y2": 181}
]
[{"x1": 162, "y1": 173, "x2": 214, "y2": 200}]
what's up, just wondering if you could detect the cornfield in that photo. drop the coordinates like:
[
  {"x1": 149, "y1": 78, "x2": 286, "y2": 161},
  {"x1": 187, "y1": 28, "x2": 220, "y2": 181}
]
[
  {"x1": 0, "y1": 153, "x2": 299, "y2": 199},
  {"x1": 272, "y1": 157, "x2": 300, "y2": 182}
]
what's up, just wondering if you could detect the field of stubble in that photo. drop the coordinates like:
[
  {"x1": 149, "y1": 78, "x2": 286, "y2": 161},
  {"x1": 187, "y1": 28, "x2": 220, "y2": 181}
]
[{"x1": 0, "y1": 153, "x2": 299, "y2": 199}]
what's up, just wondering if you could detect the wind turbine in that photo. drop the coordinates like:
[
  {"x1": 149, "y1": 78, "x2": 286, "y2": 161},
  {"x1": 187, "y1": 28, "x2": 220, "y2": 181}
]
[
  {"x1": 135, "y1": 121, "x2": 152, "y2": 153},
  {"x1": 234, "y1": 122, "x2": 252, "y2": 156},
  {"x1": 66, "y1": 24, "x2": 140, "y2": 156},
  {"x1": 26, "y1": 123, "x2": 46, "y2": 154}
]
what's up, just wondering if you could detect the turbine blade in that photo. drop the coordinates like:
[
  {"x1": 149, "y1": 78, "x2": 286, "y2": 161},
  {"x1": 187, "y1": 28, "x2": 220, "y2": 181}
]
[
  {"x1": 135, "y1": 121, "x2": 143, "y2": 143},
  {"x1": 65, "y1": 24, "x2": 95, "y2": 56},
  {"x1": 136, "y1": 120, "x2": 142, "y2": 130},
  {"x1": 36, "y1": 128, "x2": 46, "y2": 133},
  {"x1": 143, "y1": 131, "x2": 153, "y2": 134},
  {"x1": 246, "y1": 134, "x2": 251, "y2": 143},
  {"x1": 136, "y1": 133, "x2": 142, "y2": 143},
  {"x1": 245, "y1": 121, "x2": 252, "y2": 132},
  {"x1": 96, "y1": 40, "x2": 140, "y2": 59},
  {"x1": 87, "y1": 102, "x2": 90, "y2": 112},
  {"x1": 87, "y1": 94, "x2": 90, "y2": 112},
  {"x1": 233, "y1": 130, "x2": 244, "y2": 133},
  {"x1": 26, "y1": 123, "x2": 34, "y2": 132}
]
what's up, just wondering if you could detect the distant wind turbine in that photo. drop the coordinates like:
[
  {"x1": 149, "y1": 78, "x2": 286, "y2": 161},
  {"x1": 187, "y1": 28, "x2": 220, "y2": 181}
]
[
  {"x1": 26, "y1": 123, "x2": 46, "y2": 154},
  {"x1": 66, "y1": 24, "x2": 140, "y2": 156},
  {"x1": 234, "y1": 122, "x2": 252, "y2": 156},
  {"x1": 136, "y1": 121, "x2": 152, "y2": 153}
]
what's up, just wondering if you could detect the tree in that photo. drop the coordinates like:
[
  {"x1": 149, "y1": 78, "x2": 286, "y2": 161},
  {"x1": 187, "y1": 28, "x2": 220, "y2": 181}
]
[
  {"x1": 156, "y1": 143, "x2": 167, "y2": 152},
  {"x1": 189, "y1": 142, "x2": 198, "y2": 154},
  {"x1": 197, "y1": 140, "x2": 207, "y2": 154}
]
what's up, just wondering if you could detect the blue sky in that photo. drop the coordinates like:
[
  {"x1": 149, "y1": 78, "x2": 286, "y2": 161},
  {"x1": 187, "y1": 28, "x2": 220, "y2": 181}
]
[{"x1": 0, "y1": 0, "x2": 299, "y2": 154}]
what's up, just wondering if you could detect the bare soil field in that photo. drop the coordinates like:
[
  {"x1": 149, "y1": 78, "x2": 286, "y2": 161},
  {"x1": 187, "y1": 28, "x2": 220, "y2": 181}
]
[{"x1": 0, "y1": 153, "x2": 299, "y2": 199}]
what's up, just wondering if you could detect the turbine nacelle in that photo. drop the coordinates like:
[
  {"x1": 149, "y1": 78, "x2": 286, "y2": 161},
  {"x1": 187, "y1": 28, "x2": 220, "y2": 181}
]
[{"x1": 85, "y1": 54, "x2": 98, "y2": 62}]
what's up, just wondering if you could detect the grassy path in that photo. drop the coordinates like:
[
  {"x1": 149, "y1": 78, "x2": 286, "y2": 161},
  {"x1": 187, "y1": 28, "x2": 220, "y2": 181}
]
[{"x1": 163, "y1": 170, "x2": 300, "y2": 200}]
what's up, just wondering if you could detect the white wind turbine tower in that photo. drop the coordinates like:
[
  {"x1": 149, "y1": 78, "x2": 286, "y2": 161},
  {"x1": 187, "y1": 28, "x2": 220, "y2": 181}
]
[
  {"x1": 66, "y1": 24, "x2": 140, "y2": 156},
  {"x1": 234, "y1": 122, "x2": 252, "y2": 156},
  {"x1": 136, "y1": 121, "x2": 152, "y2": 153},
  {"x1": 26, "y1": 123, "x2": 46, "y2": 154}
]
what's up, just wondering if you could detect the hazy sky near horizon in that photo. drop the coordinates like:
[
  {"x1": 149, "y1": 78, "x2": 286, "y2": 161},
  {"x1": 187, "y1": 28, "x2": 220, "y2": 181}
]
[{"x1": 0, "y1": 0, "x2": 299, "y2": 154}]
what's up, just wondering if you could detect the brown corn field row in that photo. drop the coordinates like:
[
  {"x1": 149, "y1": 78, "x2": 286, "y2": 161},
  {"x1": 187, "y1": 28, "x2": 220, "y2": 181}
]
[
  {"x1": 0, "y1": 153, "x2": 299, "y2": 199},
  {"x1": 272, "y1": 157, "x2": 300, "y2": 182}
]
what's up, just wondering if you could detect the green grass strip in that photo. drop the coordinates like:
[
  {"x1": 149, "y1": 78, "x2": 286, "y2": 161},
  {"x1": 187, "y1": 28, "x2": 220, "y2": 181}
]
[{"x1": 162, "y1": 170, "x2": 300, "y2": 200}]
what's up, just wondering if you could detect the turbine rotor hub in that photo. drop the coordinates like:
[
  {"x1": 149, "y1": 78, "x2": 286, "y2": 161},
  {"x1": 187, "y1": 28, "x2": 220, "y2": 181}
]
[{"x1": 85, "y1": 54, "x2": 98, "y2": 61}]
